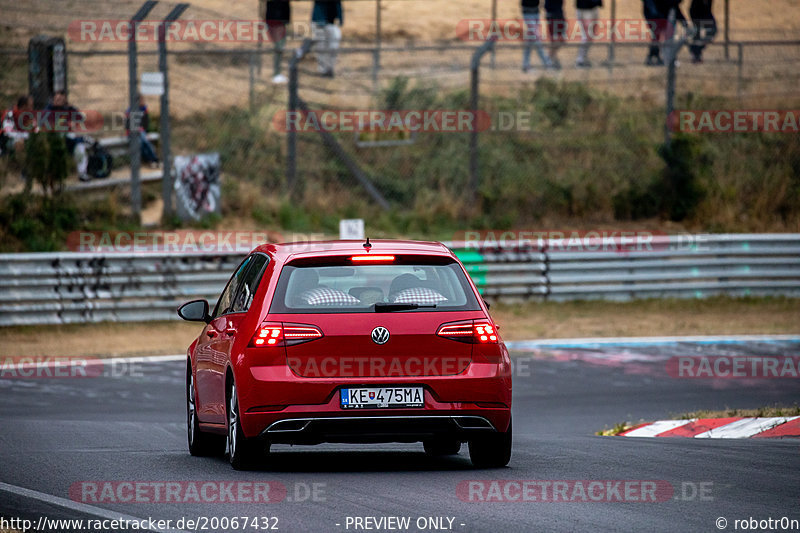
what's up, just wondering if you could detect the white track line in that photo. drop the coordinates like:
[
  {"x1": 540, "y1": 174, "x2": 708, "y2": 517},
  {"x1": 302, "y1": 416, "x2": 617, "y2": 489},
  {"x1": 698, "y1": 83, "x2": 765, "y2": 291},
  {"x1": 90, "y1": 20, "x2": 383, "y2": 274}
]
[
  {"x1": 0, "y1": 481, "x2": 187, "y2": 533},
  {"x1": 623, "y1": 419, "x2": 695, "y2": 438},
  {"x1": 3, "y1": 354, "x2": 185, "y2": 373},
  {"x1": 507, "y1": 335, "x2": 800, "y2": 349},
  {"x1": 694, "y1": 417, "x2": 800, "y2": 439},
  {"x1": 99, "y1": 354, "x2": 185, "y2": 365}
]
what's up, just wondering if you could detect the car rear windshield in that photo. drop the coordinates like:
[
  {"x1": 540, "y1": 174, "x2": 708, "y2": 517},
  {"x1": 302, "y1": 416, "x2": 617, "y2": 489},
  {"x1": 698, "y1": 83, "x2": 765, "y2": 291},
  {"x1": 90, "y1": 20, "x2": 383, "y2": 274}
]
[{"x1": 269, "y1": 257, "x2": 481, "y2": 313}]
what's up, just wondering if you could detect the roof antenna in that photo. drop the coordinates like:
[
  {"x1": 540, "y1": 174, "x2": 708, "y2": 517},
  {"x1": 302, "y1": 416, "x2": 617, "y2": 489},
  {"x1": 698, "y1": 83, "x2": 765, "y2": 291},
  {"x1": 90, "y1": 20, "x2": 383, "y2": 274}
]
[{"x1": 363, "y1": 237, "x2": 372, "y2": 251}]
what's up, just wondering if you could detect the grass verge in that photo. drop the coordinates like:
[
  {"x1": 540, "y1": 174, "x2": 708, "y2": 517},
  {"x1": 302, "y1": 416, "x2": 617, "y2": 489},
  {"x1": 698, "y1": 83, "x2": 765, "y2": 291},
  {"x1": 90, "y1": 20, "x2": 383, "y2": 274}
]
[
  {"x1": 0, "y1": 296, "x2": 797, "y2": 358},
  {"x1": 674, "y1": 406, "x2": 800, "y2": 420},
  {"x1": 493, "y1": 296, "x2": 800, "y2": 340},
  {"x1": 596, "y1": 422, "x2": 637, "y2": 437},
  {"x1": 0, "y1": 321, "x2": 202, "y2": 359}
]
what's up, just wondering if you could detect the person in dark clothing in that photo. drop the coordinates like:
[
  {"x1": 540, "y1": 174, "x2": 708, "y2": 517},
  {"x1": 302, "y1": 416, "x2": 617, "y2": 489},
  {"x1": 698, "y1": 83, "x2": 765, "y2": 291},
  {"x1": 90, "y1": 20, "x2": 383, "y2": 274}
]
[
  {"x1": 544, "y1": 0, "x2": 565, "y2": 69},
  {"x1": 312, "y1": 0, "x2": 343, "y2": 78},
  {"x1": 521, "y1": 0, "x2": 553, "y2": 71},
  {"x1": 643, "y1": 0, "x2": 687, "y2": 66},
  {"x1": 689, "y1": 0, "x2": 716, "y2": 63},
  {"x1": 576, "y1": 0, "x2": 603, "y2": 67},
  {"x1": 125, "y1": 93, "x2": 159, "y2": 168},
  {"x1": 266, "y1": 0, "x2": 291, "y2": 83},
  {"x1": 45, "y1": 91, "x2": 90, "y2": 181}
]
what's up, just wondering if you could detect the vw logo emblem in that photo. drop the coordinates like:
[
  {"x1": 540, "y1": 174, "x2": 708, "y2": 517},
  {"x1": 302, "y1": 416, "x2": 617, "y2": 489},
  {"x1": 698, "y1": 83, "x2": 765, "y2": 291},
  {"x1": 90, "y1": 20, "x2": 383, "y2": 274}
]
[{"x1": 371, "y1": 326, "x2": 390, "y2": 345}]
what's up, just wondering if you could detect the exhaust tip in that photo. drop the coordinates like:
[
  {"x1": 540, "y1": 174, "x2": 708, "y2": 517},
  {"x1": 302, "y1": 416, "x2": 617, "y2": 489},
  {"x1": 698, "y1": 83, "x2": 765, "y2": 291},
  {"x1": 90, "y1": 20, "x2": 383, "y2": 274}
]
[
  {"x1": 266, "y1": 419, "x2": 311, "y2": 433},
  {"x1": 453, "y1": 416, "x2": 493, "y2": 429}
]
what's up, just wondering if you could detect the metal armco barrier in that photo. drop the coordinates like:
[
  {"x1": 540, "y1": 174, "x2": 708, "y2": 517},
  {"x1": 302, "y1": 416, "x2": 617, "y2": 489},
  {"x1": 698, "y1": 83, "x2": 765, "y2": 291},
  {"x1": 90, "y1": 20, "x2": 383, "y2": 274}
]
[
  {"x1": 454, "y1": 234, "x2": 800, "y2": 302},
  {"x1": 0, "y1": 252, "x2": 243, "y2": 326},
  {"x1": 1, "y1": 234, "x2": 799, "y2": 326}
]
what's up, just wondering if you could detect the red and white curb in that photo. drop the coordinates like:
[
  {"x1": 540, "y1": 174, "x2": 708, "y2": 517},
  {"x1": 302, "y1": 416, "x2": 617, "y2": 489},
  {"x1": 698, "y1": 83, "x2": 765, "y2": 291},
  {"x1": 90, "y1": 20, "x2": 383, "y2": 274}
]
[{"x1": 619, "y1": 417, "x2": 800, "y2": 439}]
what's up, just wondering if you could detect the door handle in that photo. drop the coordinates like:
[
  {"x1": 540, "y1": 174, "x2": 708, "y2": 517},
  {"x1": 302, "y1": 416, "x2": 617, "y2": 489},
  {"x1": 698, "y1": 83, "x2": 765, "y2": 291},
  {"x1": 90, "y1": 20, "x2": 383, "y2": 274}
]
[
  {"x1": 225, "y1": 326, "x2": 237, "y2": 336},
  {"x1": 206, "y1": 330, "x2": 218, "y2": 338}
]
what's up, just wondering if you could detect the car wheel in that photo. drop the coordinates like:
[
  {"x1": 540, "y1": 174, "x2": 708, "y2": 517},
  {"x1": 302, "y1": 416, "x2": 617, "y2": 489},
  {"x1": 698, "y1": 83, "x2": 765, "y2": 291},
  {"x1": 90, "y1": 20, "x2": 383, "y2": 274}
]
[
  {"x1": 468, "y1": 418, "x2": 512, "y2": 468},
  {"x1": 423, "y1": 438, "x2": 461, "y2": 456},
  {"x1": 187, "y1": 365, "x2": 224, "y2": 456},
  {"x1": 227, "y1": 382, "x2": 264, "y2": 470}
]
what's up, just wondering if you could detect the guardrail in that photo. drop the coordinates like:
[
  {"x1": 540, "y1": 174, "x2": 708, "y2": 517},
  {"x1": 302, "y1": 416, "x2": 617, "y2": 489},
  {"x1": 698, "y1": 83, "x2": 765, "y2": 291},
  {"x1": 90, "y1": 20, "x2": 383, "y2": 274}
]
[
  {"x1": 454, "y1": 233, "x2": 800, "y2": 301},
  {"x1": 0, "y1": 252, "x2": 243, "y2": 326},
  {"x1": 1, "y1": 234, "x2": 798, "y2": 326}
]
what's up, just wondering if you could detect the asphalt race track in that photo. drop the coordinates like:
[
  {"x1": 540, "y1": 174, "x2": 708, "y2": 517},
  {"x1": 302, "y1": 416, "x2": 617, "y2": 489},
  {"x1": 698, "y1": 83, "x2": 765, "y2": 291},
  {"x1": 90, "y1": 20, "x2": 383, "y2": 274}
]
[{"x1": 1, "y1": 339, "x2": 799, "y2": 533}]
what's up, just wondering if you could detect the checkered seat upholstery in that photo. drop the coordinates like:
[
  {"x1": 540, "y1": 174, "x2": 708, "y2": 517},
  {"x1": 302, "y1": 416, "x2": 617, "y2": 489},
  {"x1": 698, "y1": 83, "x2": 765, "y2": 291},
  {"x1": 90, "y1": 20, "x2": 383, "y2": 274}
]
[
  {"x1": 391, "y1": 287, "x2": 448, "y2": 305},
  {"x1": 299, "y1": 287, "x2": 360, "y2": 306}
]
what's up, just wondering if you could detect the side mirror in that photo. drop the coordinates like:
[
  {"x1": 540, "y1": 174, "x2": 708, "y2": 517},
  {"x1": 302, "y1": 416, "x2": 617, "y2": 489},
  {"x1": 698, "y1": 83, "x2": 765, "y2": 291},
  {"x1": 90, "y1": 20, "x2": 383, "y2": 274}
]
[
  {"x1": 177, "y1": 299, "x2": 210, "y2": 323},
  {"x1": 483, "y1": 298, "x2": 491, "y2": 309}
]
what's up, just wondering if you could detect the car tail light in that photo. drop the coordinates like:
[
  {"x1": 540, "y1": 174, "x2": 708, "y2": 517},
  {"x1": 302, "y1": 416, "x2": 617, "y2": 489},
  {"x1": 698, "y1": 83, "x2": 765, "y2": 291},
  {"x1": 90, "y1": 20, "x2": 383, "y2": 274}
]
[
  {"x1": 474, "y1": 322, "x2": 498, "y2": 343},
  {"x1": 436, "y1": 322, "x2": 473, "y2": 341},
  {"x1": 437, "y1": 320, "x2": 498, "y2": 344},
  {"x1": 252, "y1": 323, "x2": 282, "y2": 346},
  {"x1": 250, "y1": 322, "x2": 323, "y2": 347}
]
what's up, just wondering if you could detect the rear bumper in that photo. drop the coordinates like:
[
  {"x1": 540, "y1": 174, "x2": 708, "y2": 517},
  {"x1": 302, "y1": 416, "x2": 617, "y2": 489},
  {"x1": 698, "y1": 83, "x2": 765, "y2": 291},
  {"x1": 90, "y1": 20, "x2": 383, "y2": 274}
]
[
  {"x1": 259, "y1": 414, "x2": 498, "y2": 444},
  {"x1": 235, "y1": 359, "x2": 512, "y2": 441}
]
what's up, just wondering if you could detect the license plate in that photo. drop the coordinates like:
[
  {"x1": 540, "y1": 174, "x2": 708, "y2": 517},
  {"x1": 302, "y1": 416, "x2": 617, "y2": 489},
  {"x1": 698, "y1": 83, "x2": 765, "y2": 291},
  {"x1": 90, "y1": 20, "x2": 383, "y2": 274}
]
[{"x1": 340, "y1": 386, "x2": 424, "y2": 409}]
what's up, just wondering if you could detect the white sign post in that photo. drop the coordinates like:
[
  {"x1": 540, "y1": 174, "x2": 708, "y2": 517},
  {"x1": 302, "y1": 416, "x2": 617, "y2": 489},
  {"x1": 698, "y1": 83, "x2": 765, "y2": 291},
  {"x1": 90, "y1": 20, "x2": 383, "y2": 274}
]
[
  {"x1": 339, "y1": 219, "x2": 365, "y2": 240},
  {"x1": 141, "y1": 72, "x2": 165, "y2": 96}
]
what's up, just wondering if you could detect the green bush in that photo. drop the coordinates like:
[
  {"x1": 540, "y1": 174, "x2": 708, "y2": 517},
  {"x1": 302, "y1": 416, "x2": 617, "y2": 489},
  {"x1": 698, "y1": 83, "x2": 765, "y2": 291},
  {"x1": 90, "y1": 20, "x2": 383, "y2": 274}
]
[
  {"x1": 24, "y1": 132, "x2": 69, "y2": 195},
  {"x1": 656, "y1": 134, "x2": 710, "y2": 221},
  {"x1": 0, "y1": 194, "x2": 79, "y2": 251},
  {"x1": 614, "y1": 134, "x2": 710, "y2": 222},
  {"x1": 167, "y1": 78, "x2": 800, "y2": 236}
]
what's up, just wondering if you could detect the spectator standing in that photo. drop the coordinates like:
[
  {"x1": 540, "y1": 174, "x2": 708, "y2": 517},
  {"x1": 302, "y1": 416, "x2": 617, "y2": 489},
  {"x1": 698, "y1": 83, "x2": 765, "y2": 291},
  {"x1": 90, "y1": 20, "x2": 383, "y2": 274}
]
[
  {"x1": 521, "y1": 0, "x2": 554, "y2": 71},
  {"x1": 689, "y1": 0, "x2": 716, "y2": 63},
  {"x1": 544, "y1": 0, "x2": 565, "y2": 69},
  {"x1": 45, "y1": 91, "x2": 90, "y2": 181},
  {"x1": 312, "y1": 0, "x2": 343, "y2": 78},
  {"x1": 644, "y1": 0, "x2": 687, "y2": 66},
  {"x1": 125, "y1": 93, "x2": 159, "y2": 169},
  {"x1": 575, "y1": 0, "x2": 602, "y2": 67},
  {"x1": 266, "y1": 0, "x2": 291, "y2": 84}
]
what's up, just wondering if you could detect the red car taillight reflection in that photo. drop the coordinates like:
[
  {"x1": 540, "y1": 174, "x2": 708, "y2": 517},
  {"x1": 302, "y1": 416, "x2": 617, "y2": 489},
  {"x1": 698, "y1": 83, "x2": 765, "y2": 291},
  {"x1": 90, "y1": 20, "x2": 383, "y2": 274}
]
[
  {"x1": 250, "y1": 322, "x2": 323, "y2": 347},
  {"x1": 436, "y1": 320, "x2": 498, "y2": 344}
]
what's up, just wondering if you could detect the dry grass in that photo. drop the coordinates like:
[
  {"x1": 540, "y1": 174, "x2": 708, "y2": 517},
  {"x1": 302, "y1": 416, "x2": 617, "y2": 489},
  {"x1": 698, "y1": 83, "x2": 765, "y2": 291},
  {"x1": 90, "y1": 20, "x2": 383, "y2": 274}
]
[
  {"x1": 675, "y1": 405, "x2": 800, "y2": 419},
  {"x1": 1, "y1": 296, "x2": 797, "y2": 357},
  {"x1": 5, "y1": 0, "x2": 799, "y2": 42},
  {"x1": 1, "y1": 321, "x2": 202, "y2": 358},
  {"x1": 596, "y1": 422, "x2": 636, "y2": 436},
  {"x1": 3, "y1": 0, "x2": 800, "y2": 117},
  {"x1": 491, "y1": 296, "x2": 800, "y2": 340}
]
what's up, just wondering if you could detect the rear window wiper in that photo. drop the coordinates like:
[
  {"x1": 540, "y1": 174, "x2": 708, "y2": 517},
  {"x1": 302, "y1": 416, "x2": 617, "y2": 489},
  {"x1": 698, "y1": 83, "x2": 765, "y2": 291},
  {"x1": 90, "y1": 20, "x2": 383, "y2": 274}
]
[{"x1": 373, "y1": 302, "x2": 437, "y2": 312}]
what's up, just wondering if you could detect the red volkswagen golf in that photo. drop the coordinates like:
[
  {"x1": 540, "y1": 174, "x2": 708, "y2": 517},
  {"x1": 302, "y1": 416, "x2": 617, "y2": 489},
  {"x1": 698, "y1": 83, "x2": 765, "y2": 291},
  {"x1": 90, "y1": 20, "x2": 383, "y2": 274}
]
[{"x1": 178, "y1": 240, "x2": 512, "y2": 470}]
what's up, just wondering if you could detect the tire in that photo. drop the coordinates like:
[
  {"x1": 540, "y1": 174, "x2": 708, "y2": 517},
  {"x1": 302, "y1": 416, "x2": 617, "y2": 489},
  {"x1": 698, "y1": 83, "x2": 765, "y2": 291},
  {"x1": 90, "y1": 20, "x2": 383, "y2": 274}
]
[
  {"x1": 227, "y1": 382, "x2": 265, "y2": 470},
  {"x1": 423, "y1": 438, "x2": 461, "y2": 456},
  {"x1": 187, "y1": 364, "x2": 225, "y2": 456},
  {"x1": 468, "y1": 418, "x2": 512, "y2": 468}
]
